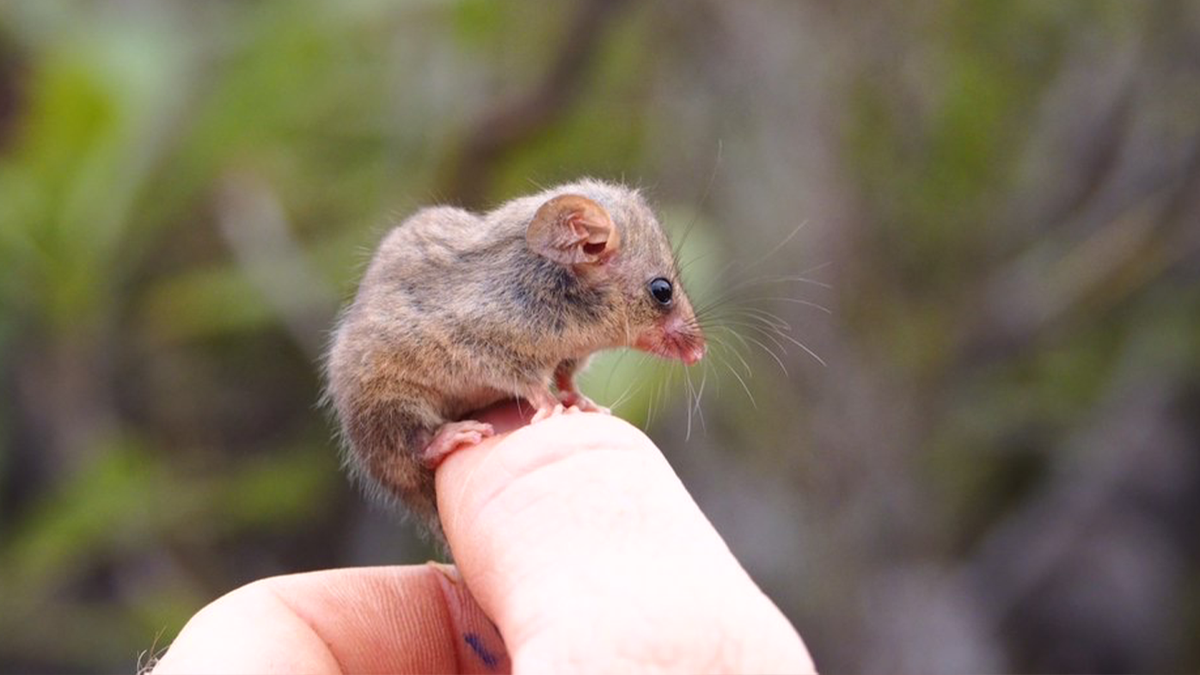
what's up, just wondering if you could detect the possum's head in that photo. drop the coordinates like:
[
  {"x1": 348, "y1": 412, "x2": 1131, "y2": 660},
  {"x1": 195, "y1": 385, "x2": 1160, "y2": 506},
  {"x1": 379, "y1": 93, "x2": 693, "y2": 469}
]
[{"x1": 525, "y1": 180, "x2": 705, "y2": 365}]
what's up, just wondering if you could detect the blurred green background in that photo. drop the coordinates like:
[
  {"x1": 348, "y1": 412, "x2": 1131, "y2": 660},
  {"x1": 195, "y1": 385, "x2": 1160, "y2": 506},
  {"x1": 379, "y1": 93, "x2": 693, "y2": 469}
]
[{"x1": 2, "y1": 1, "x2": 1199, "y2": 672}]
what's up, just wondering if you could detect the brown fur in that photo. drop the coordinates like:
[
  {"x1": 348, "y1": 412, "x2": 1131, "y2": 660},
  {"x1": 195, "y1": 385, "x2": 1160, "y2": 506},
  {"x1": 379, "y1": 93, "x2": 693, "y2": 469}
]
[{"x1": 325, "y1": 179, "x2": 700, "y2": 541}]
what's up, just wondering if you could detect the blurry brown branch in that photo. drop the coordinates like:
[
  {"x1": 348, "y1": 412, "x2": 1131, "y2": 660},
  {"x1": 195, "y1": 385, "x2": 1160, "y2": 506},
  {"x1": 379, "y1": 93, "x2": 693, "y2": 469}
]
[
  {"x1": 439, "y1": 0, "x2": 632, "y2": 208},
  {"x1": 963, "y1": 354, "x2": 1197, "y2": 670},
  {"x1": 963, "y1": 109, "x2": 1200, "y2": 364},
  {"x1": 0, "y1": 47, "x2": 23, "y2": 150}
]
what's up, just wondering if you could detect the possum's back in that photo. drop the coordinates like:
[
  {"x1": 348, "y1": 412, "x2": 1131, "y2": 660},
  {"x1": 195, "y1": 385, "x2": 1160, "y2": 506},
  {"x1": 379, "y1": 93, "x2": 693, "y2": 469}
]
[{"x1": 326, "y1": 204, "x2": 528, "y2": 411}]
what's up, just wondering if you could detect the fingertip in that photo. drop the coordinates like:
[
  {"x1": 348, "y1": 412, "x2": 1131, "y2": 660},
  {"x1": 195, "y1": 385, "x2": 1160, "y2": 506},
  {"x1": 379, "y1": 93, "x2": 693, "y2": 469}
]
[
  {"x1": 437, "y1": 411, "x2": 662, "y2": 557},
  {"x1": 433, "y1": 411, "x2": 814, "y2": 672}
]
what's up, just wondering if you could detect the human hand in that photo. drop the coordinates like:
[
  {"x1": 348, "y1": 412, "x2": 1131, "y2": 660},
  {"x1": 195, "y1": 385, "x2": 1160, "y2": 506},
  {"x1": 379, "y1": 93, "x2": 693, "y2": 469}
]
[{"x1": 151, "y1": 403, "x2": 815, "y2": 674}]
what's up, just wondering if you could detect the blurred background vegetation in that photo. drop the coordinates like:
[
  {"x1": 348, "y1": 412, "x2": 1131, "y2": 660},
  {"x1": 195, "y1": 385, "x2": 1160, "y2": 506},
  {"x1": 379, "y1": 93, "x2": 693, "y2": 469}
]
[{"x1": 1, "y1": 1, "x2": 1199, "y2": 672}]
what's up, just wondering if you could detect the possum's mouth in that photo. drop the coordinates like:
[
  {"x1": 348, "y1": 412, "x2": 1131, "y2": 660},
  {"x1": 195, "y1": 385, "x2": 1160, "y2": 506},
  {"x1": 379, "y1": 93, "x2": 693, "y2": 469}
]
[{"x1": 634, "y1": 322, "x2": 706, "y2": 365}]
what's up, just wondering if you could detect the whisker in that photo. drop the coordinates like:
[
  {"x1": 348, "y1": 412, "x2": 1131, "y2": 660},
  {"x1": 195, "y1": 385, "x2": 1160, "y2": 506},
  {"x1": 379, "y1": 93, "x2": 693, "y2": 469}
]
[
  {"x1": 683, "y1": 364, "x2": 696, "y2": 441},
  {"x1": 695, "y1": 271, "x2": 833, "y2": 312},
  {"x1": 693, "y1": 365, "x2": 709, "y2": 434},
  {"x1": 712, "y1": 349, "x2": 757, "y2": 408},
  {"x1": 606, "y1": 367, "x2": 645, "y2": 412},
  {"x1": 604, "y1": 348, "x2": 633, "y2": 396},
  {"x1": 646, "y1": 367, "x2": 664, "y2": 429},
  {"x1": 795, "y1": 260, "x2": 833, "y2": 276},
  {"x1": 672, "y1": 140, "x2": 724, "y2": 263},
  {"x1": 771, "y1": 275, "x2": 833, "y2": 290},
  {"x1": 766, "y1": 327, "x2": 827, "y2": 367},
  {"x1": 675, "y1": 250, "x2": 716, "y2": 278},
  {"x1": 715, "y1": 295, "x2": 833, "y2": 315},
  {"x1": 708, "y1": 317, "x2": 793, "y2": 352},
  {"x1": 708, "y1": 332, "x2": 761, "y2": 379},
  {"x1": 734, "y1": 306, "x2": 793, "y2": 331},
  {"x1": 758, "y1": 219, "x2": 810, "y2": 264},
  {"x1": 728, "y1": 327, "x2": 790, "y2": 376},
  {"x1": 692, "y1": 284, "x2": 830, "y2": 324}
]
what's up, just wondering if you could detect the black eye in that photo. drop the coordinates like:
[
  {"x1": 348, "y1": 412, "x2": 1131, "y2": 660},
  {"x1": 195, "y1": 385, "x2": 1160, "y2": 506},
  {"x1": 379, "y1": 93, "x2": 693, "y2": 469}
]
[{"x1": 648, "y1": 277, "x2": 673, "y2": 306}]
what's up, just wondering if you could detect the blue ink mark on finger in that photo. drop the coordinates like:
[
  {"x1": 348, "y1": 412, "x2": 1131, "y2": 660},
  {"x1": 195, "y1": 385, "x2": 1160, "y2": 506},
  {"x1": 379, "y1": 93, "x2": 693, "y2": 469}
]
[{"x1": 464, "y1": 632, "x2": 500, "y2": 669}]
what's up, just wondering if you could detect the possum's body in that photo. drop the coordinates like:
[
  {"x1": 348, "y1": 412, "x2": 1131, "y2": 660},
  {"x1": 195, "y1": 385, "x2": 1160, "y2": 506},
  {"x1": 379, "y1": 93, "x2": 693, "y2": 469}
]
[{"x1": 325, "y1": 180, "x2": 703, "y2": 539}]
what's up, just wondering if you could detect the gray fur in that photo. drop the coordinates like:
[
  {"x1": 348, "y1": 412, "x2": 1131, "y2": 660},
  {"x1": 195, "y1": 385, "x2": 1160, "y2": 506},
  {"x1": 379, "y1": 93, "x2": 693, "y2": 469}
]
[{"x1": 324, "y1": 179, "x2": 693, "y2": 542}]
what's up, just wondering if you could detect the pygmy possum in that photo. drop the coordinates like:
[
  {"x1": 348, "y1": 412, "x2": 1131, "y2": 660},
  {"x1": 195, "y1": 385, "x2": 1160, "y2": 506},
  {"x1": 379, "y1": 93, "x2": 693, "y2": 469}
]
[{"x1": 325, "y1": 179, "x2": 706, "y2": 541}]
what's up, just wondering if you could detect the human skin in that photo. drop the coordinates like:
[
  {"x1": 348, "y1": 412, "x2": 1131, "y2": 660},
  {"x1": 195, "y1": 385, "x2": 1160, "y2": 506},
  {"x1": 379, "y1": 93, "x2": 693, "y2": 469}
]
[{"x1": 151, "y1": 404, "x2": 815, "y2": 674}]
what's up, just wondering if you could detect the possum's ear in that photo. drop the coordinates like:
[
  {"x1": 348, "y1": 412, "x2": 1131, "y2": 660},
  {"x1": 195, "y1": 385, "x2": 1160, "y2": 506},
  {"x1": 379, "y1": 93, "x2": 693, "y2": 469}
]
[{"x1": 526, "y1": 194, "x2": 620, "y2": 266}]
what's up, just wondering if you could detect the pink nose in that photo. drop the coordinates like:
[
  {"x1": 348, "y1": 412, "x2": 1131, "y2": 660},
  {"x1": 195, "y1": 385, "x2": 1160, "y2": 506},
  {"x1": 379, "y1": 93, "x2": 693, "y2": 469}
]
[{"x1": 682, "y1": 342, "x2": 706, "y2": 366}]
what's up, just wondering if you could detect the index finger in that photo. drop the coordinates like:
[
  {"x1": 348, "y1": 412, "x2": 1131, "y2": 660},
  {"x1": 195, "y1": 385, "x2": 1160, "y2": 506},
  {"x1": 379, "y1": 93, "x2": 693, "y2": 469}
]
[{"x1": 437, "y1": 407, "x2": 815, "y2": 674}]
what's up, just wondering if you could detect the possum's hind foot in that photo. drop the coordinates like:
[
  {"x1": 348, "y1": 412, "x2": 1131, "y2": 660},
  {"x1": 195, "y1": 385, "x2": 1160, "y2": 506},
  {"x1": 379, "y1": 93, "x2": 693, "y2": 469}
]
[{"x1": 421, "y1": 420, "x2": 495, "y2": 467}]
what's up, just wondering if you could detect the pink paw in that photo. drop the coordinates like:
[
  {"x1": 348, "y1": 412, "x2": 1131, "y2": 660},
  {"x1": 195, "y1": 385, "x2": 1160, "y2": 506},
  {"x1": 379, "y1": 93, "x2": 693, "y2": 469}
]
[
  {"x1": 559, "y1": 391, "x2": 611, "y2": 415},
  {"x1": 531, "y1": 403, "x2": 585, "y2": 424},
  {"x1": 422, "y1": 420, "x2": 495, "y2": 467}
]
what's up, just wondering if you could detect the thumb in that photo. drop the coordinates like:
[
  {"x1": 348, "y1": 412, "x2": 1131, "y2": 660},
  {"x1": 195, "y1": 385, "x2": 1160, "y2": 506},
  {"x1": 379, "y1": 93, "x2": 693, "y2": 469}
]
[{"x1": 436, "y1": 408, "x2": 815, "y2": 674}]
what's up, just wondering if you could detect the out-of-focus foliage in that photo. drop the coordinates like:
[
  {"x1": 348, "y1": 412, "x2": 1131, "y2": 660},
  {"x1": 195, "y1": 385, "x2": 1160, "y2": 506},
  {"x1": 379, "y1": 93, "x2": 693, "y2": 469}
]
[{"x1": 1, "y1": 1, "x2": 1199, "y2": 672}]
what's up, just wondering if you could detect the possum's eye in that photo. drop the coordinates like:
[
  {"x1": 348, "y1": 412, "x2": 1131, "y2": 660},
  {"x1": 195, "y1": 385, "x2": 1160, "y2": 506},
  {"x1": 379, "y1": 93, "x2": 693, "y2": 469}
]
[{"x1": 648, "y1": 277, "x2": 674, "y2": 306}]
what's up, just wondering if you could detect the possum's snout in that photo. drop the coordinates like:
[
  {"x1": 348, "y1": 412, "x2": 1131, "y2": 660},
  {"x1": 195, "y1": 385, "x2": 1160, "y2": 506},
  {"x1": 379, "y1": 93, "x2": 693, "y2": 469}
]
[
  {"x1": 679, "y1": 339, "x2": 706, "y2": 365},
  {"x1": 634, "y1": 313, "x2": 706, "y2": 366}
]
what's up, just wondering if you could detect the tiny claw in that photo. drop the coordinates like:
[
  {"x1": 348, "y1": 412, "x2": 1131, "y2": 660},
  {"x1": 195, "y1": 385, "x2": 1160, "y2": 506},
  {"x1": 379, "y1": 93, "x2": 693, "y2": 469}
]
[{"x1": 531, "y1": 403, "x2": 566, "y2": 424}]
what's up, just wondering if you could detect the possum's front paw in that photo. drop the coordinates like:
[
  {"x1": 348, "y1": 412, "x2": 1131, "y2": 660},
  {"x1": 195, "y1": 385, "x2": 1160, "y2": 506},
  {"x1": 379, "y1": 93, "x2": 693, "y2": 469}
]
[
  {"x1": 557, "y1": 390, "x2": 611, "y2": 415},
  {"x1": 531, "y1": 403, "x2": 582, "y2": 423},
  {"x1": 422, "y1": 420, "x2": 495, "y2": 467}
]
